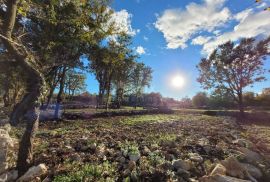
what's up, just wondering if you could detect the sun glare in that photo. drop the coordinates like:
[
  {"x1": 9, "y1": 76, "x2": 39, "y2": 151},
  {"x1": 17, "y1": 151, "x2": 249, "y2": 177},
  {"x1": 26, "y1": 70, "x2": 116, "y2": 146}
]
[{"x1": 171, "y1": 75, "x2": 185, "y2": 88}]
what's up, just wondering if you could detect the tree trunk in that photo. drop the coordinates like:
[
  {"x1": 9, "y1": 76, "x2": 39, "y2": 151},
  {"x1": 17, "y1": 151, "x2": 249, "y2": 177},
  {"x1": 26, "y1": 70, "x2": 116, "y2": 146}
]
[
  {"x1": 17, "y1": 107, "x2": 39, "y2": 176},
  {"x1": 105, "y1": 82, "x2": 111, "y2": 111},
  {"x1": 44, "y1": 68, "x2": 60, "y2": 109},
  {"x1": 54, "y1": 66, "x2": 67, "y2": 119},
  {"x1": 1, "y1": 0, "x2": 44, "y2": 176},
  {"x1": 97, "y1": 81, "x2": 105, "y2": 109},
  {"x1": 134, "y1": 93, "x2": 138, "y2": 109},
  {"x1": 45, "y1": 85, "x2": 55, "y2": 109},
  {"x1": 238, "y1": 92, "x2": 245, "y2": 118}
]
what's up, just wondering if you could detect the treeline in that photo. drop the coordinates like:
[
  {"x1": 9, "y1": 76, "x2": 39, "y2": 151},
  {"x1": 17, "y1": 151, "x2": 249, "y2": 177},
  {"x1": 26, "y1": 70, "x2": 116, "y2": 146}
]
[
  {"x1": 0, "y1": 1, "x2": 153, "y2": 112},
  {"x1": 192, "y1": 88, "x2": 270, "y2": 110}
]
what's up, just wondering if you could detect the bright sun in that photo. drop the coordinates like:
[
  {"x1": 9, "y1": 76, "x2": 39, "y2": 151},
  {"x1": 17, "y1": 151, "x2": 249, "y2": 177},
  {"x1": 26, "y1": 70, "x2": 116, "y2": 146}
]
[{"x1": 171, "y1": 75, "x2": 185, "y2": 88}]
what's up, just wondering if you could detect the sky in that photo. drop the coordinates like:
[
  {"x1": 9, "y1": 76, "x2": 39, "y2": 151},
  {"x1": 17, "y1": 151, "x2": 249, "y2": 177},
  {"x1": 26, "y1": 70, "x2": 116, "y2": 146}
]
[{"x1": 85, "y1": 0, "x2": 270, "y2": 100}]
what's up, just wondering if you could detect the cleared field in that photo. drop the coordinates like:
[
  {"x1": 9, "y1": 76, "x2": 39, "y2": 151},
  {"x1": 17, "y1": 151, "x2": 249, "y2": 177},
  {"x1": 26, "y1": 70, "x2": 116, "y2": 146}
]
[{"x1": 9, "y1": 112, "x2": 270, "y2": 181}]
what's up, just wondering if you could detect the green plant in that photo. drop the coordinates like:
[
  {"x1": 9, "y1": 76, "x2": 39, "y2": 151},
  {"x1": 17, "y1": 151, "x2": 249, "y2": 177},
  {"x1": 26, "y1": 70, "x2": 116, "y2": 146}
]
[
  {"x1": 120, "y1": 140, "x2": 140, "y2": 156},
  {"x1": 148, "y1": 151, "x2": 165, "y2": 166},
  {"x1": 53, "y1": 161, "x2": 117, "y2": 182}
]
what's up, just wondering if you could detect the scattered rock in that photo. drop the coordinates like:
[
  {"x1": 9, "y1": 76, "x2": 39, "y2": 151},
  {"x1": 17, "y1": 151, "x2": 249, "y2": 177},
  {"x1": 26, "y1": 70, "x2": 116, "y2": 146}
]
[
  {"x1": 117, "y1": 156, "x2": 126, "y2": 164},
  {"x1": 122, "y1": 169, "x2": 131, "y2": 177},
  {"x1": 129, "y1": 153, "x2": 140, "y2": 162},
  {"x1": 0, "y1": 169, "x2": 18, "y2": 182},
  {"x1": 200, "y1": 174, "x2": 251, "y2": 182},
  {"x1": 172, "y1": 159, "x2": 192, "y2": 171},
  {"x1": 159, "y1": 162, "x2": 173, "y2": 171},
  {"x1": 17, "y1": 164, "x2": 47, "y2": 182},
  {"x1": 233, "y1": 139, "x2": 252, "y2": 148},
  {"x1": 96, "y1": 144, "x2": 106, "y2": 158},
  {"x1": 128, "y1": 161, "x2": 136, "y2": 171},
  {"x1": 176, "y1": 168, "x2": 190, "y2": 178},
  {"x1": 241, "y1": 163, "x2": 262, "y2": 179},
  {"x1": 142, "y1": 146, "x2": 151, "y2": 155},
  {"x1": 221, "y1": 156, "x2": 246, "y2": 179},
  {"x1": 198, "y1": 138, "x2": 209, "y2": 146},
  {"x1": 237, "y1": 147, "x2": 262, "y2": 164},
  {"x1": 210, "y1": 164, "x2": 226, "y2": 176},
  {"x1": 188, "y1": 153, "x2": 203, "y2": 163},
  {"x1": 89, "y1": 143, "x2": 97, "y2": 152},
  {"x1": 70, "y1": 153, "x2": 81, "y2": 162},
  {"x1": 0, "y1": 126, "x2": 14, "y2": 175}
]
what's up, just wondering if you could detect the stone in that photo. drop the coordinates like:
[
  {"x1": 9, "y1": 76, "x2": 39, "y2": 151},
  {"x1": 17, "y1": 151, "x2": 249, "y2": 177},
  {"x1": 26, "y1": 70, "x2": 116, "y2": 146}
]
[
  {"x1": 159, "y1": 162, "x2": 174, "y2": 171},
  {"x1": 122, "y1": 169, "x2": 131, "y2": 177},
  {"x1": 17, "y1": 164, "x2": 47, "y2": 182},
  {"x1": 89, "y1": 143, "x2": 97, "y2": 152},
  {"x1": 0, "y1": 127, "x2": 14, "y2": 175},
  {"x1": 198, "y1": 138, "x2": 209, "y2": 146},
  {"x1": 128, "y1": 161, "x2": 136, "y2": 171},
  {"x1": 142, "y1": 146, "x2": 151, "y2": 155},
  {"x1": 96, "y1": 144, "x2": 106, "y2": 158},
  {"x1": 176, "y1": 168, "x2": 190, "y2": 178},
  {"x1": 0, "y1": 169, "x2": 18, "y2": 182},
  {"x1": 172, "y1": 159, "x2": 192, "y2": 171},
  {"x1": 237, "y1": 147, "x2": 262, "y2": 164},
  {"x1": 241, "y1": 163, "x2": 262, "y2": 179},
  {"x1": 128, "y1": 153, "x2": 140, "y2": 162},
  {"x1": 221, "y1": 156, "x2": 246, "y2": 179},
  {"x1": 210, "y1": 164, "x2": 226, "y2": 176},
  {"x1": 200, "y1": 174, "x2": 251, "y2": 182},
  {"x1": 70, "y1": 153, "x2": 81, "y2": 162},
  {"x1": 233, "y1": 139, "x2": 253, "y2": 148},
  {"x1": 118, "y1": 156, "x2": 126, "y2": 164},
  {"x1": 188, "y1": 153, "x2": 203, "y2": 163}
]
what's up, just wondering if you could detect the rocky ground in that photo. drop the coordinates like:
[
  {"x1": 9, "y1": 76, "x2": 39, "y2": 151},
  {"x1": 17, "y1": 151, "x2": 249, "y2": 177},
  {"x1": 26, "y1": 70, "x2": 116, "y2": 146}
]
[{"x1": 1, "y1": 111, "x2": 270, "y2": 182}]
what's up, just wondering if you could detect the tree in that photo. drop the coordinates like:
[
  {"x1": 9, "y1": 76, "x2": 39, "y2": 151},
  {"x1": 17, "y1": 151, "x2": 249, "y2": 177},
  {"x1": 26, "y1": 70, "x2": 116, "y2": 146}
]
[
  {"x1": 208, "y1": 90, "x2": 235, "y2": 109},
  {"x1": 129, "y1": 63, "x2": 153, "y2": 108},
  {"x1": 256, "y1": 88, "x2": 270, "y2": 107},
  {"x1": 89, "y1": 34, "x2": 137, "y2": 109},
  {"x1": 197, "y1": 37, "x2": 270, "y2": 116},
  {"x1": 243, "y1": 92, "x2": 256, "y2": 107},
  {"x1": 0, "y1": 0, "x2": 113, "y2": 175},
  {"x1": 192, "y1": 92, "x2": 209, "y2": 108},
  {"x1": 65, "y1": 69, "x2": 87, "y2": 98},
  {"x1": 180, "y1": 97, "x2": 192, "y2": 108},
  {"x1": 0, "y1": 0, "x2": 45, "y2": 176},
  {"x1": 112, "y1": 34, "x2": 137, "y2": 108}
]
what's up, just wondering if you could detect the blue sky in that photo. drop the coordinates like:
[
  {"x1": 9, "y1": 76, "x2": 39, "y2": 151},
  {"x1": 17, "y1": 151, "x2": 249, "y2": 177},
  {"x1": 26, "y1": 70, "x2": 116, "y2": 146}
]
[{"x1": 85, "y1": 0, "x2": 270, "y2": 100}]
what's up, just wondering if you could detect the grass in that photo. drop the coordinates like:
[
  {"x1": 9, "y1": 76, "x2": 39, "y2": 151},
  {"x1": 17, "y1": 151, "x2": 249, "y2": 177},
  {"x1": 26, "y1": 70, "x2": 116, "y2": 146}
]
[
  {"x1": 53, "y1": 161, "x2": 118, "y2": 182},
  {"x1": 119, "y1": 114, "x2": 193, "y2": 126}
]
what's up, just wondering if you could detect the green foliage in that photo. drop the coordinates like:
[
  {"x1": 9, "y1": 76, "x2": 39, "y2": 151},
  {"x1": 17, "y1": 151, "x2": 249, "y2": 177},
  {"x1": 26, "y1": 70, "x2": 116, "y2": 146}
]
[
  {"x1": 192, "y1": 92, "x2": 208, "y2": 108},
  {"x1": 148, "y1": 151, "x2": 166, "y2": 166},
  {"x1": 120, "y1": 140, "x2": 140, "y2": 156},
  {"x1": 53, "y1": 161, "x2": 117, "y2": 182}
]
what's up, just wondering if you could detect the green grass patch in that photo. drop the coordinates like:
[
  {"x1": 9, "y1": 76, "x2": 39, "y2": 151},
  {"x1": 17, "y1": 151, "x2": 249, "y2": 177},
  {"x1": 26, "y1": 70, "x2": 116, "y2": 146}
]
[
  {"x1": 53, "y1": 161, "x2": 117, "y2": 182},
  {"x1": 119, "y1": 114, "x2": 180, "y2": 126}
]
